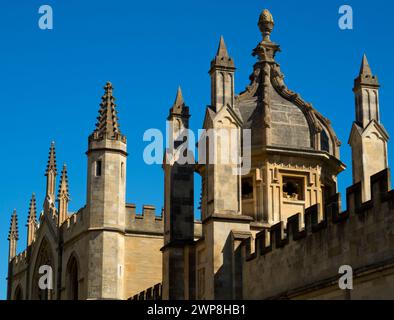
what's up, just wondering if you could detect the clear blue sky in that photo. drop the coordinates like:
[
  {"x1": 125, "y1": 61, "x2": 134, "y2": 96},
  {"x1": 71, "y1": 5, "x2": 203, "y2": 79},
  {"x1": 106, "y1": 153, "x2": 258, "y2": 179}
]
[{"x1": 0, "y1": 0, "x2": 393, "y2": 299}]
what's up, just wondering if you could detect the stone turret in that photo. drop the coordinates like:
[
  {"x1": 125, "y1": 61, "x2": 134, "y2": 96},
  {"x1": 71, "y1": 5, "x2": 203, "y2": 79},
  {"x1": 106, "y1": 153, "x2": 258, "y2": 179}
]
[
  {"x1": 86, "y1": 82, "x2": 127, "y2": 299},
  {"x1": 8, "y1": 210, "x2": 19, "y2": 262},
  {"x1": 209, "y1": 36, "x2": 236, "y2": 111},
  {"x1": 162, "y1": 87, "x2": 194, "y2": 300},
  {"x1": 349, "y1": 55, "x2": 389, "y2": 201},
  {"x1": 44, "y1": 142, "x2": 57, "y2": 215},
  {"x1": 57, "y1": 164, "x2": 70, "y2": 226},
  {"x1": 26, "y1": 194, "x2": 38, "y2": 246}
]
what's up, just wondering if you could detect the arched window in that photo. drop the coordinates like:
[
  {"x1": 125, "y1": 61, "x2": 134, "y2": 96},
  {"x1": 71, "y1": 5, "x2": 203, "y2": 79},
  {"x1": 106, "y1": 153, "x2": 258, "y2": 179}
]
[
  {"x1": 320, "y1": 130, "x2": 330, "y2": 153},
  {"x1": 66, "y1": 255, "x2": 79, "y2": 300},
  {"x1": 31, "y1": 238, "x2": 54, "y2": 300}
]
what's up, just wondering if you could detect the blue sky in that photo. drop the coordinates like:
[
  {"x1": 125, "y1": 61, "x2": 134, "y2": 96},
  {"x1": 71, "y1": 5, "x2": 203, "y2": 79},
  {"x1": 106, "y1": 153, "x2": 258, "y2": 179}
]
[{"x1": 0, "y1": 0, "x2": 393, "y2": 299}]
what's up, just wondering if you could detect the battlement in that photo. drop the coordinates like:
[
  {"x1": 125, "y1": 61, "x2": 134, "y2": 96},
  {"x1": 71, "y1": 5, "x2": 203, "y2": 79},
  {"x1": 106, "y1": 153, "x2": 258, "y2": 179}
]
[
  {"x1": 62, "y1": 207, "x2": 87, "y2": 243},
  {"x1": 129, "y1": 283, "x2": 162, "y2": 300},
  {"x1": 241, "y1": 169, "x2": 394, "y2": 299},
  {"x1": 10, "y1": 249, "x2": 28, "y2": 277},
  {"x1": 126, "y1": 204, "x2": 164, "y2": 236},
  {"x1": 13, "y1": 250, "x2": 27, "y2": 266}
]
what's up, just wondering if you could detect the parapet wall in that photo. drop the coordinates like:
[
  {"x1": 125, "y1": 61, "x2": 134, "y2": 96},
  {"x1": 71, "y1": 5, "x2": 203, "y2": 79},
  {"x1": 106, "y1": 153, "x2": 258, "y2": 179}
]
[
  {"x1": 242, "y1": 169, "x2": 394, "y2": 299},
  {"x1": 126, "y1": 204, "x2": 163, "y2": 236},
  {"x1": 129, "y1": 283, "x2": 162, "y2": 300}
]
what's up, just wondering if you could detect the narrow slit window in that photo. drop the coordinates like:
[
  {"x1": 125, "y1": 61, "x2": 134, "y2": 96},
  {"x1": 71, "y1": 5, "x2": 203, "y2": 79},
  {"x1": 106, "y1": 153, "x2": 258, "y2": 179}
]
[{"x1": 96, "y1": 160, "x2": 102, "y2": 177}]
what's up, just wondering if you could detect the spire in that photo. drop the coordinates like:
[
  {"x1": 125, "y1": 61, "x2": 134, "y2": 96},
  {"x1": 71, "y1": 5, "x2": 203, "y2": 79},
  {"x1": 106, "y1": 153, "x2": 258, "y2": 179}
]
[
  {"x1": 91, "y1": 82, "x2": 124, "y2": 141},
  {"x1": 58, "y1": 164, "x2": 70, "y2": 200},
  {"x1": 45, "y1": 141, "x2": 57, "y2": 176},
  {"x1": 27, "y1": 194, "x2": 37, "y2": 246},
  {"x1": 57, "y1": 164, "x2": 70, "y2": 226},
  {"x1": 27, "y1": 193, "x2": 37, "y2": 225},
  {"x1": 8, "y1": 210, "x2": 19, "y2": 241},
  {"x1": 210, "y1": 36, "x2": 235, "y2": 71},
  {"x1": 44, "y1": 141, "x2": 57, "y2": 213},
  {"x1": 360, "y1": 54, "x2": 372, "y2": 76},
  {"x1": 169, "y1": 87, "x2": 189, "y2": 117},
  {"x1": 354, "y1": 54, "x2": 379, "y2": 88},
  {"x1": 217, "y1": 36, "x2": 230, "y2": 58},
  {"x1": 8, "y1": 210, "x2": 19, "y2": 261}
]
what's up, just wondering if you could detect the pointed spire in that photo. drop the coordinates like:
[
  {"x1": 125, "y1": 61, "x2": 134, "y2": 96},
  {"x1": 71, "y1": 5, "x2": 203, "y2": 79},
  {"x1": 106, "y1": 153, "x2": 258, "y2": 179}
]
[
  {"x1": 354, "y1": 54, "x2": 379, "y2": 88},
  {"x1": 169, "y1": 86, "x2": 189, "y2": 117},
  {"x1": 360, "y1": 54, "x2": 373, "y2": 76},
  {"x1": 27, "y1": 193, "x2": 37, "y2": 225},
  {"x1": 57, "y1": 164, "x2": 70, "y2": 200},
  {"x1": 57, "y1": 164, "x2": 70, "y2": 226},
  {"x1": 8, "y1": 210, "x2": 19, "y2": 241},
  {"x1": 210, "y1": 36, "x2": 235, "y2": 71},
  {"x1": 92, "y1": 82, "x2": 124, "y2": 141},
  {"x1": 45, "y1": 141, "x2": 57, "y2": 176},
  {"x1": 27, "y1": 194, "x2": 38, "y2": 246},
  {"x1": 216, "y1": 36, "x2": 230, "y2": 58}
]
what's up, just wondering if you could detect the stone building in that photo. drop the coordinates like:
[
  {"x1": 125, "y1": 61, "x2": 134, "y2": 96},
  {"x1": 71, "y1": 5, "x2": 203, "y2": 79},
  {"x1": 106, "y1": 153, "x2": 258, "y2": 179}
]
[{"x1": 7, "y1": 9, "x2": 394, "y2": 300}]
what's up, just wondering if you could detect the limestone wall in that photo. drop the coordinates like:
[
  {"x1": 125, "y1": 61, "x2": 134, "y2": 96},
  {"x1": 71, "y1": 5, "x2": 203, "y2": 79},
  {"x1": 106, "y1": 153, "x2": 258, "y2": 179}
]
[{"x1": 242, "y1": 169, "x2": 394, "y2": 300}]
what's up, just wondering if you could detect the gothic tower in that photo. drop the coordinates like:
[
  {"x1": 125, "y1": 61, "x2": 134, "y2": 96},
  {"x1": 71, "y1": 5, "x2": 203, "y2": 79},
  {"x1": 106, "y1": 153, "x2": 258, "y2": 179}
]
[
  {"x1": 86, "y1": 82, "x2": 127, "y2": 299},
  {"x1": 349, "y1": 55, "x2": 389, "y2": 201},
  {"x1": 162, "y1": 87, "x2": 195, "y2": 300},
  {"x1": 209, "y1": 36, "x2": 236, "y2": 111},
  {"x1": 198, "y1": 37, "x2": 245, "y2": 300}
]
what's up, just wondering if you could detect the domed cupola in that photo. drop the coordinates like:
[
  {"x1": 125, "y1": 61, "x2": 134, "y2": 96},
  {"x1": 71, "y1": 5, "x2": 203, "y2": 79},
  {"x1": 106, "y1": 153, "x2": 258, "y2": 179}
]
[{"x1": 233, "y1": 9, "x2": 345, "y2": 226}]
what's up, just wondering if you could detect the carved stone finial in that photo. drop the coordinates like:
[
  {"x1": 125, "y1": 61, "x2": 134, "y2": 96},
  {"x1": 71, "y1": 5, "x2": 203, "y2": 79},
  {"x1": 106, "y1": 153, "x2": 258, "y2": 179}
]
[{"x1": 258, "y1": 9, "x2": 275, "y2": 42}]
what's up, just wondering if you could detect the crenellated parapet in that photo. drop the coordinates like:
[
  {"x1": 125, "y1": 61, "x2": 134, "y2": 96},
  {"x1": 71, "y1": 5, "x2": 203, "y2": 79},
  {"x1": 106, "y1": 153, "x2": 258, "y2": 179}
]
[
  {"x1": 241, "y1": 169, "x2": 394, "y2": 299},
  {"x1": 62, "y1": 207, "x2": 87, "y2": 243},
  {"x1": 126, "y1": 204, "x2": 163, "y2": 236},
  {"x1": 10, "y1": 249, "x2": 28, "y2": 277},
  {"x1": 130, "y1": 283, "x2": 162, "y2": 301}
]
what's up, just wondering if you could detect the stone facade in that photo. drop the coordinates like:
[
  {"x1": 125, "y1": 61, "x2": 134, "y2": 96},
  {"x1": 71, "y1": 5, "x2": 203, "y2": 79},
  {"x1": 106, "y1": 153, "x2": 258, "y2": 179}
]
[
  {"x1": 6, "y1": 8, "x2": 394, "y2": 300},
  {"x1": 7, "y1": 83, "x2": 165, "y2": 300}
]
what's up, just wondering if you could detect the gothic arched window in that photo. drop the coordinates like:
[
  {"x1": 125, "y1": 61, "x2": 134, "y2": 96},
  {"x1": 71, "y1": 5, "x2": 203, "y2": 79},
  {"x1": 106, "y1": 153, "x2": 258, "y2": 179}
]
[
  {"x1": 320, "y1": 130, "x2": 330, "y2": 153},
  {"x1": 66, "y1": 255, "x2": 79, "y2": 300},
  {"x1": 31, "y1": 238, "x2": 54, "y2": 300}
]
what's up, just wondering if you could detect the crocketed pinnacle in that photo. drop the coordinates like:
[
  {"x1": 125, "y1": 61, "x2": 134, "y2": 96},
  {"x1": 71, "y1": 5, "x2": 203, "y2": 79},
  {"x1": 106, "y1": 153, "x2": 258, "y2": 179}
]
[
  {"x1": 93, "y1": 82, "x2": 121, "y2": 140},
  {"x1": 8, "y1": 210, "x2": 19, "y2": 241},
  {"x1": 58, "y1": 164, "x2": 70, "y2": 200},
  {"x1": 27, "y1": 193, "x2": 37, "y2": 226},
  {"x1": 45, "y1": 141, "x2": 57, "y2": 176}
]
